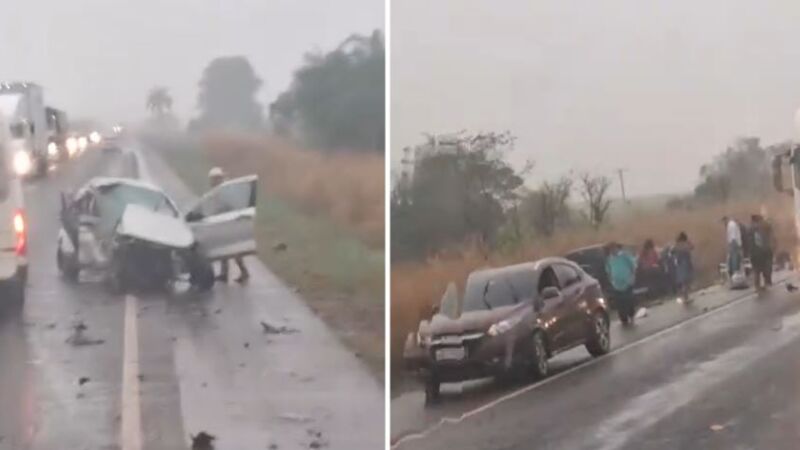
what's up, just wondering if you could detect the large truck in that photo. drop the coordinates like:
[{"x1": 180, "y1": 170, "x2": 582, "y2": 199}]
[
  {"x1": 0, "y1": 82, "x2": 49, "y2": 176},
  {"x1": 45, "y1": 106, "x2": 70, "y2": 161}
]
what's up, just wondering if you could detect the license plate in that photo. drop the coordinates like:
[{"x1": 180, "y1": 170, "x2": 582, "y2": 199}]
[{"x1": 435, "y1": 347, "x2": 465, "y2": 361}]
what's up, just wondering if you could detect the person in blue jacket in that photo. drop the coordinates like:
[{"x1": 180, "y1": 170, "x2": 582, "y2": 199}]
[{"x1": 605, "y1": 242, "x2": 638, "y2": 325}]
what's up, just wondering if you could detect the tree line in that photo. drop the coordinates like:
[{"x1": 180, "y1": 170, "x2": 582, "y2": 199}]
[
  {"x1": 390, "y1": 131, "x2": 615, "y2": 261},
  {"x1": 391, "y1": 133, "x2": 778, "y2": 262},
  {"x1": 145, "y1": 29, "x2": 385, "y2": 153}
]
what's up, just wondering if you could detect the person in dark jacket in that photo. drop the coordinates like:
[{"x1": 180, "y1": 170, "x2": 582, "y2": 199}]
[
  {"x1": 673, "y1": 232, "x2": 695, "y2": 303},
  {"x1": 750, "y1": 214, "x2": 776, "y2": 290}
]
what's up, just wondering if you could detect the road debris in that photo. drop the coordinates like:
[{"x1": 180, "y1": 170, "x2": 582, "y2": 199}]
[
  {"x1": 66, "y1": 322, "x2": 105, "y2": 346},
  {"x1": 273, "y1": 242, "x2": 287, "y2": 252},
  {"x1": 45, "y1": 322, "x2": 56, "y2": 330},
  {"x1": 190, "y1": 431, "x2": 216, "y2": 449},
  {"x1": 306, "y1": 429, "x2": 328, "y2": 448},
  {"x1": 268, "y1": 444, "x2": 278, "y2": 450},
  {"x1": 278, "y1": 412, "x2": 313, "y2": 423},
  {"x1": 787, "y1": 283, "x2": 798, "y2": 292},
  {"x1": 635, "y1": 307, "x2": 648, "y2": 319},
  {"x1": 709, "y1": 424, "x2": 725, "y2": 432},
  {"x1": 78, "y1": 377, "x2": 90, "y2": 386},
  {"x1": 214, "y1": 308, "x2": 222, "y2": 314},
  {"x1": 244, "y1": 342, "x2": 250, "y2": 349},
  {"x1": 772, "y1": 320, "x2": 783, "y2": 331},
  {"x1": 260, "y1": 321, "x2": 298, "y2": 335}
]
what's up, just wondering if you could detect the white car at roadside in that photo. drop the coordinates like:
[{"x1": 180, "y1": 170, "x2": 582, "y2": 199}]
[{"x1": 56, "y1": 174, "x2": 257, "y2": 293}]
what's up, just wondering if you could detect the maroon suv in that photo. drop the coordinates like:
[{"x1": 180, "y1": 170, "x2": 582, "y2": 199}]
[{"x1": 404, "y1": 257, "x2": 611, "y2": 404}]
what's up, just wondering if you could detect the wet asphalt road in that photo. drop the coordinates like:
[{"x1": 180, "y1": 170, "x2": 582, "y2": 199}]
[
  {"x1": 393, "y1": 274, "x2": 800, "y2": 450},
  {"x1": 0, "y1": 147, "x2": 383, "y2": 450}
]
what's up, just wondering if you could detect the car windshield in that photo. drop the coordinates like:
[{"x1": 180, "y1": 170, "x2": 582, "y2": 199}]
[
  {"x1": 462, "y1": 273, "x2": 519, "y2": 312},
  {"x1": 95, "y1": 183, "x2": 177, "y2": 233}
]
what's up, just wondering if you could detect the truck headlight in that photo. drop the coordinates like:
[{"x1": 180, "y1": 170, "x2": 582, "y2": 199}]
[
  {"x1": 66, "y1": 137, "x2": 78, "y2": 155},
  {"x1": 90, "y1": 131, "x2": 101, "y2": 144},
  {"x1": 48, "y1": 142, "x2": 58, "y2": 156},
  {"x1": 12, "y1": 151, "x2": 32, "y2": 176},
  {"x1": 488, "y1": 320, "x2": 514, "y2": 337},
  {"x1": 78, "y1": 136, "x2": 88, "y2": 151}
]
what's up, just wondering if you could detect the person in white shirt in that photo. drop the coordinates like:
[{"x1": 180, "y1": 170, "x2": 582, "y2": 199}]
[{"x1": 722, "y1": 216, "x2": 742, "y2": 277}]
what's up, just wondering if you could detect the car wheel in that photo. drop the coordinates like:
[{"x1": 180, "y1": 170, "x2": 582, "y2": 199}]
[
  {"x1": 586, "y1": 311, "x2": 611, "y2": 357},
  {"x1": 424, "y1": 375, "x2": 441, "y2": 405},
  {"x1": 57, "y1": 246, "x2": 79, "y2": 282},
  {"x1": 529, "y1": 331, "x2": 549, "y2": 379}
]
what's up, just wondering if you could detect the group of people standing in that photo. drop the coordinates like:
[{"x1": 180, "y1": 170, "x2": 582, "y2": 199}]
[
  {"x1": 604, "y1": 232, "x2": 695, "y2": 326},
  {"x1": 724, "y1": 214, "x2": 776, "y2": 290},
  {"x1": 602, "y1": 213, "x2": 778, "y2": 326}
]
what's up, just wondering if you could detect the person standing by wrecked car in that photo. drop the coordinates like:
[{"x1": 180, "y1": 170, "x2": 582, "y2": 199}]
[
  {"x1": 208, "y1": 167, "x2": 251, "y2": 284},
  {"x1": 750, "y1": 214, "x2": 776, "y2": 290},
  {"x1": 605, "y1": 242, "x2": 638, "y2": 325},
  {"x1": 723, "y1": 216, "x2": 743, "y2": 278},
  {"x1": 673, "y1": 232, "x2": 695, "y2": 303},
  {"x1": 637, "y1": 239, "x2": 660, "y2": 296}
]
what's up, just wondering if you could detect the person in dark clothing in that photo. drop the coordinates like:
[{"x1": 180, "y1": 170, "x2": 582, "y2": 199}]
[
  {"x1": 637, "y1": 239, "x2": 661, "y2": 297},
  {"x1": 673, "y1": 232, "x2": 695, "y2": 303},
  {"x1": 750, "y1": 214, "x2": 776, "y2": 290}
]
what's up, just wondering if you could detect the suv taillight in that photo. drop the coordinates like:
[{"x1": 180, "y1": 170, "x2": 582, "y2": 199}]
[{"x1": 13, "y1": 210, "x2": 26, "y2": 256}]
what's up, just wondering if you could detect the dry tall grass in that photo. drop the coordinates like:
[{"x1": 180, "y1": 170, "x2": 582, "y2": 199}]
[
  {"x1": 391, "y1": 195, "x2": 796, "y2": 369},
  {"x1": 201, "y1": 133, "x2": 385, "y2": 248}
]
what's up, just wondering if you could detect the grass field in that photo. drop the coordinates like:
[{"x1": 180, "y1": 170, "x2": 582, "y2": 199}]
[
  {"x1": 149, "y1": 132, "x2": 385, "y2": 380},
  {"x1": 391, "y1": 195, "x2": 796, "y2": 375}
]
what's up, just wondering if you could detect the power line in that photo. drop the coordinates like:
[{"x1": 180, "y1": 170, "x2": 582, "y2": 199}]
[{"x1": 616, "y1": 168, "x2": 629, "y2": 203}]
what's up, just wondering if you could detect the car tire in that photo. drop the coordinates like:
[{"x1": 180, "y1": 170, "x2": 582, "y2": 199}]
[
  {"x1": 529, "y1": 331, "x2": 549, "y2": 379},
  {"x1": 424, "y1": 375, "x2": 441, "y2": 405},
  {"x1": 57, "y1": 246, "x2": 79, "y2": 282},
  {"x1": 585, "y1": 311, "x2": 611, "y2": 357}
]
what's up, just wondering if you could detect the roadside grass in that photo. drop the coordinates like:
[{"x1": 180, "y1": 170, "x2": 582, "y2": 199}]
[
  {"x1": 391, "y1": 195, "x2": 796, "y2": 379},
  {"x1": 150, "y1": 133, "x2": 385, "y2": 380}
]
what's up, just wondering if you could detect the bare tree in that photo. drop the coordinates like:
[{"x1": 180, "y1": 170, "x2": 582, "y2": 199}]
[
  {"x1": 578, "y1": 172, "x2": 613, "y2": 229},
  {"x1": 523, "y1": 176, "x2": 573, "y2": 237}
]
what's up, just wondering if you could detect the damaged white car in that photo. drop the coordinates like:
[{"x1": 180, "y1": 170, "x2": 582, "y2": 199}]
[{"x1": 56, "y1": 175, "x2": 257, "y2": 293}]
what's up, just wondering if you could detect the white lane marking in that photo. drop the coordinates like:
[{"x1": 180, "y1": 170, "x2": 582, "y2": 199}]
[
  {"x1": 392, "y1": 282, "x2": 786, "y2": 448},
  {"x1": 130, "y1": 148, "x2": 153, "y2": 183},
  {"x1": 121, "y1": 294, "x2": 142, "y2": 450}
]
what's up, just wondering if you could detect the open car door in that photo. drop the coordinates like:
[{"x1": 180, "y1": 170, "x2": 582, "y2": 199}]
[{"x1": 185, "y1": 175, "x2": 257, "y2": 261}]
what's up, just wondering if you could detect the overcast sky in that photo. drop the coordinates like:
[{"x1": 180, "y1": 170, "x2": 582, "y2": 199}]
[
  {"x1": 0, "y1": 0, "x2": 382, "y2": 126},
  {"x1": 392, "y1": 0, "x2": 800, "y2": 196}
]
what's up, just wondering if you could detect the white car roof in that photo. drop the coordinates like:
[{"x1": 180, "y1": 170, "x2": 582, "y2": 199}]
[{"x1": 76, "y1": 177, "x2": 165, "y2": 197}]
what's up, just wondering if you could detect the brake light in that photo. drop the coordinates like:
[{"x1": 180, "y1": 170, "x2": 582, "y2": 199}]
[{"x1": 13, "y1": 210, "x2": 26, "y2": 256}]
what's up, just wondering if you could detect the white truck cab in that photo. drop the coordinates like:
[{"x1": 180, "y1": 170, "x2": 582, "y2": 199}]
[{"x1": 0, "y1": 111, "x2": 27, "y2": 303}]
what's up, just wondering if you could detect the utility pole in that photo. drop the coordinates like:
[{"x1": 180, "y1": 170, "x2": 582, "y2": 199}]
[{"x1": 616, "y1": 168, "x2": 628, "y2": 203}]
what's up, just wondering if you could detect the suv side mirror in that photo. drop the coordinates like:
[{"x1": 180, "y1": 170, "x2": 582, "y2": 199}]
[{"x1": 542, "y1": 286, "x2": 561, "y2": 301}]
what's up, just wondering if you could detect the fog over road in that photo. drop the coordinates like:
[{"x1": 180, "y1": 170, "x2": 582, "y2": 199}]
[
  {"x1": 0, "y1": 146, "x2": 382, "y2": 450},
  {"x1": 393, "y1": 272, "x2": 800, "y2": 450}
]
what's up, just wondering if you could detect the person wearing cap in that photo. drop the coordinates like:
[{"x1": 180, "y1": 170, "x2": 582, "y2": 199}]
[{"x1": 208, "y1": 167, "x2": 250, "y2": 284}]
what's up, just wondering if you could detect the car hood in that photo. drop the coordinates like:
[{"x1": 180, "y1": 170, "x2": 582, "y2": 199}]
[
  {"x1": 117, "y1": 204, "x2": 194, "y2": 249},
  {"x1": 422, "y1": 302, "x2": 529, "y2": 336}
]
